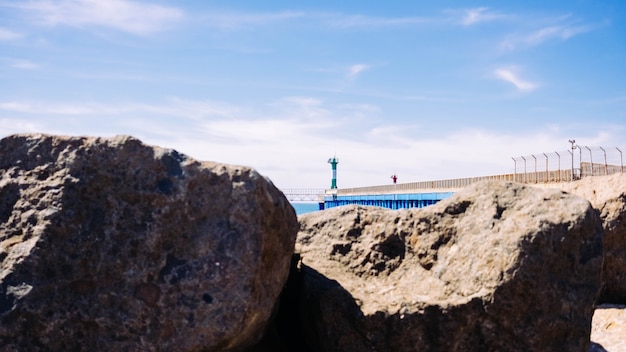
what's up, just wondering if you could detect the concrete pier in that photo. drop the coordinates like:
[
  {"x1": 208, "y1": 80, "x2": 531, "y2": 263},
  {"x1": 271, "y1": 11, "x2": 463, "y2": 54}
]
[{"x1": 285, "y1": 160, "x2": 623, "y2": 211}]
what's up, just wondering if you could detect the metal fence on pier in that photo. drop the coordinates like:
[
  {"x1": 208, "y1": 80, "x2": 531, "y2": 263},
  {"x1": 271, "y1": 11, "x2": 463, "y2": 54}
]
[
  {"x1": 336, "y1": 146, "x2": 624, "y2": 197},
  {"x1": 512, "y1": 146, "x2": 624, "y2": 183}
]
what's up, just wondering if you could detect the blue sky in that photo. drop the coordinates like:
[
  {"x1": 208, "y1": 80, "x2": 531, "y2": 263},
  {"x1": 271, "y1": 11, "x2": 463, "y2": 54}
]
[{"x1": 1, "y1": 0, "x2": 625, "y2": 189}]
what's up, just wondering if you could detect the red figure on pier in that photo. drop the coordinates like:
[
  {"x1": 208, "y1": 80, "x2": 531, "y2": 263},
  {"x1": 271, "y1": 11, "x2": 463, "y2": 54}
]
[{"x1": 391, "y1": 174, "x2": 398, "y2": 184}]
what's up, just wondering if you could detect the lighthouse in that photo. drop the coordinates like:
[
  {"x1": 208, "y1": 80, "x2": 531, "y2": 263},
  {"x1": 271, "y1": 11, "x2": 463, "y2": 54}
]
[{"x1": 327, "y1": 156, "x2": 338, "y2": 189}]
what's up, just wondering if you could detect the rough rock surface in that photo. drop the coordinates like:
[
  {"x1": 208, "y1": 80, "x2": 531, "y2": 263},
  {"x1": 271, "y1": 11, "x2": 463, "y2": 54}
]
[
  {"x1": 0, "y1": 134, "x2": 298, "y2": 351},
  {"x1": 590, "y1": 304, "x2": 626, "y2": 352},
  {"x1": 296, "y1": 181, "x2": 603, "y2": 352},
  {"x1": 559, "y1": 174, "x2": 626, "y2": 304}
]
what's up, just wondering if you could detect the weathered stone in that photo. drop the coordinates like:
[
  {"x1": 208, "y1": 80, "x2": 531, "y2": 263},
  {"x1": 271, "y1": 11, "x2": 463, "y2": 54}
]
[
  {"x1": 560, "y1": 174, "x2": 626, "y2": 304},
  {"x1": 590, "y1": 303, "x2": 626, "y2": 352},
  {"x1": 296, "y1": 181, "x2": 603, "y2": 351},
  {"x1": 0, "y1": 134, "x2": 298, "y2": 351}
]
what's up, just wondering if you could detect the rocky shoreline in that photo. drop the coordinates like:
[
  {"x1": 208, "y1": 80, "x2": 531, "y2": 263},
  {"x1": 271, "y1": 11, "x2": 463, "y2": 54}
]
[{"x1": 1, "y1": 134, "x2": 625, "y2": 351}]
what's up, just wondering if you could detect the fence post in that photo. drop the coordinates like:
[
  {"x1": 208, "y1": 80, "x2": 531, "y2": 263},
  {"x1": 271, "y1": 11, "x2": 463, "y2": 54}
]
[
  {"x1": 543, "y1": 153, "x2": 549, "y2": 182},
  {"x1": 585, "y1": 146, "x2": 593, "y2": 176},
  {"x1": 568, "y1": 150, "x2": 574, "y2": 181},
  {"x1": 512, "y1": 157, "x2": 517, "y2": 183},
  {"x1": 599, "y1": 147, "x2": 607, "y2": 175},
  {"x1": 579, "y1": 146, "x2": 583, "y2": 177},
  {"x1": 532, "y1": 154, "x2": 537, "y2": 183},
  {"x1": 555, "y1": 151, "x2": 561, "y2": 182}
]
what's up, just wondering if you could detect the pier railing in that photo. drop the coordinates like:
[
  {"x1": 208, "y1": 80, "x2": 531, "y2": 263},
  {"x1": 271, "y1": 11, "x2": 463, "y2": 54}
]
[
  {"x1": 337, "y1": 174, "x2": 516, "y2": 196},
  {"x1": 337, "y1": 163, "x2": 623, "y2": 196},
  {"x1": 281, "y1": 188, "x2": 325, "y2": 202}
]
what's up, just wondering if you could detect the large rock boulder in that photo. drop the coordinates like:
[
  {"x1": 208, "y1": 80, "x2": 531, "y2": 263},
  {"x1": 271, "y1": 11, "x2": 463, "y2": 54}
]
[
  {"x1": 296, "y1": 181, "x2": 603, "y2": 351},
  {"x1": 0, "y1": 134, "x2": 298, "y2": 351},
  {"x1": 560, "y1": 174, "x2": 626, "y2": 304}
]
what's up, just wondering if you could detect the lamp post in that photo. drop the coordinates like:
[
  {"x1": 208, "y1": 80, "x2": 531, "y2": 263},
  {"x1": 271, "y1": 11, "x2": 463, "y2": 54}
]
[
  {"x1": 391, "y1": 174, "x2": 398, "y2": 208},
  {"x1": 569, "y1": 139, "x2": 576, "y2": 181},
  {"x1": 600, "y1": 147, "x2": 607, "y2": 175}
]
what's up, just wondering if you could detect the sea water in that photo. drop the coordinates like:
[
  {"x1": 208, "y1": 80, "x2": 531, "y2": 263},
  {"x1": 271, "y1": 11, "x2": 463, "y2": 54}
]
[{"x1": 290, "y1": 202, "x2": 320, "y2": 215}]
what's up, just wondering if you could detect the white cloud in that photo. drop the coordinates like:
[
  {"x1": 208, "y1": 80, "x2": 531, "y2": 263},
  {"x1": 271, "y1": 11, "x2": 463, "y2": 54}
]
[
  {"x1": 270, "y1": 96, "x2": 332, "y2": 121},
  {"x1": 0, "y1": 98, "x2": 239, "y2": 118},
  {"x1": 326, "y1": 14, "x2": 431, "y2": 28},
  {"x1": 201, "y1": 11, "x2": 305, "y2": 29},
  {"x1": 524, "y1": 25, "x2": 593, "y2": 45},
  {"x1": 494, "y1": 68, "x2": 537, "y2": 92},
  {"x1": 0, "y1": 101, "x2": 109, "y2": 115},
  {"x1": 501, "y1": 23, "x2": 594, "y2": 50},
  {"x1": 10, "y1": 60, "x2": 40, "y2": 70},
  {"x1": 0, "y1": 97, "x2": 357, "y2": 188},
  {"x1": 200, "y1": 11, "x2": 432, "y2": 30},
  {"x1": 460, "y1": 7, "x2": 505, "y2": 26},
  {"x1": 0, "y1": 118, "x2": 46, "y2": 135},
  {"x1": 347, "y1": 64, "x2": 370, "y2": 78},
  {"x1": 10, "y1": 0, "x2": 183, "y2": 35},
  {"x1": 1, "y1": 98, "x2": 623, "y2": 190},
  {"x1": 0, "y1": 28, "x2": 23, "y2": 40}
]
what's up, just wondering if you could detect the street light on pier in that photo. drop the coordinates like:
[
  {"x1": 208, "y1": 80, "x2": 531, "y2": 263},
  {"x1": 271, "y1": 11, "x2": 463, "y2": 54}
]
[
  {"x1": 569, "y1": 139, "x2": 576, "y2": 181},
  {"x1": 391, "y1": 174, "x2": 398, "y2": 205}
]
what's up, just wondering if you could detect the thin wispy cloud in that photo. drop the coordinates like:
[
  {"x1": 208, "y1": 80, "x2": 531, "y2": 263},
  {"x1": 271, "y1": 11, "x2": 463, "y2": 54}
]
[
  {"x1": 494, "y1": 68, "x2": 538, "y2": 92},
  {"x1": 0, "y1": 28, "x2": 23, "y2": 40},
  {"x1": 0, "y1": 101, "x2": 105, "y2": 115},
  {"x1": 501, "y1": 23, "x2": 595, "y2": 50},
  {"x1": 10, "y1": 60, "x2": 40, "y2": 70},
  {"x1": 279, "y1": 96, "x2": 324, "y2": 108},
  {"x1": 525, "y1": 24, "x2": 593, "y2": 45},
  {"x1": 0, "y1": 118, "x2": 46, "y2": 135},
  {"x1": 347, "y1": 64, "x2": 370, "y2": 78},
  {"x1": 200, "y1": 11, "x2": 432, "y2": 30},
  {"x1": 202, "y1": 11, "x2": 305, "y2": 29},
  {"x1": 0, "y1": 98, "x2": 239, "y2": 118},
  {"x1": 7, "y1": 0, "x2": 183, "y2": 35},
  {"x1": 326, "y1": 14, "x2": 432, "y2": 28},
  {"x1": 460, "y1": 7, "x2": 505, "y2": 26}
]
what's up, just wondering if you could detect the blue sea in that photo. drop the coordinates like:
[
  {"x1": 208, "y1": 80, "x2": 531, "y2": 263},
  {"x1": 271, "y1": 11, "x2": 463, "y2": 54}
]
[{"x1": 290, "y1": 202, "x2": 321, "y2": 215}]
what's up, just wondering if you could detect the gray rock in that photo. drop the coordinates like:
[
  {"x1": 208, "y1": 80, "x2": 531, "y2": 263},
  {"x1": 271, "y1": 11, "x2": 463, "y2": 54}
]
[
  {"x1": 0, "y1": 134, "x2": 298, "y2": 351},
  {"x1": 560, "y1": 174, "x2": 626, "y2": 304},
  {"x1": 296, "y1": 181, "x2": 603, "y2": 351}
]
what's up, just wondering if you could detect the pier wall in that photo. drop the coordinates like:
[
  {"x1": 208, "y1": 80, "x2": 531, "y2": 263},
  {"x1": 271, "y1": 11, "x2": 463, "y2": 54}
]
[{"x1": 324, "y1": 192, "x2": 454, "y2": 210}]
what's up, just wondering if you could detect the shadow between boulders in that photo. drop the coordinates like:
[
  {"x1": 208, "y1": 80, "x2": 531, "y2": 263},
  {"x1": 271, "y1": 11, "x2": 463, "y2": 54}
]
[
  {"x1": 254, "y1": 256, "x2": 490, "y2": 352},
  {"x1": 294, "y1": 263, "x2": 368, "y2": 352},
  {"x1": 247, "y1": 256, "x2": 364, "y2": 352},
  {"x1": 252, "y1": 253, "x2": 600, "y2": 352},
  {"x1": 589, "y1": 342, "x2": 608, "y2": 352}
]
